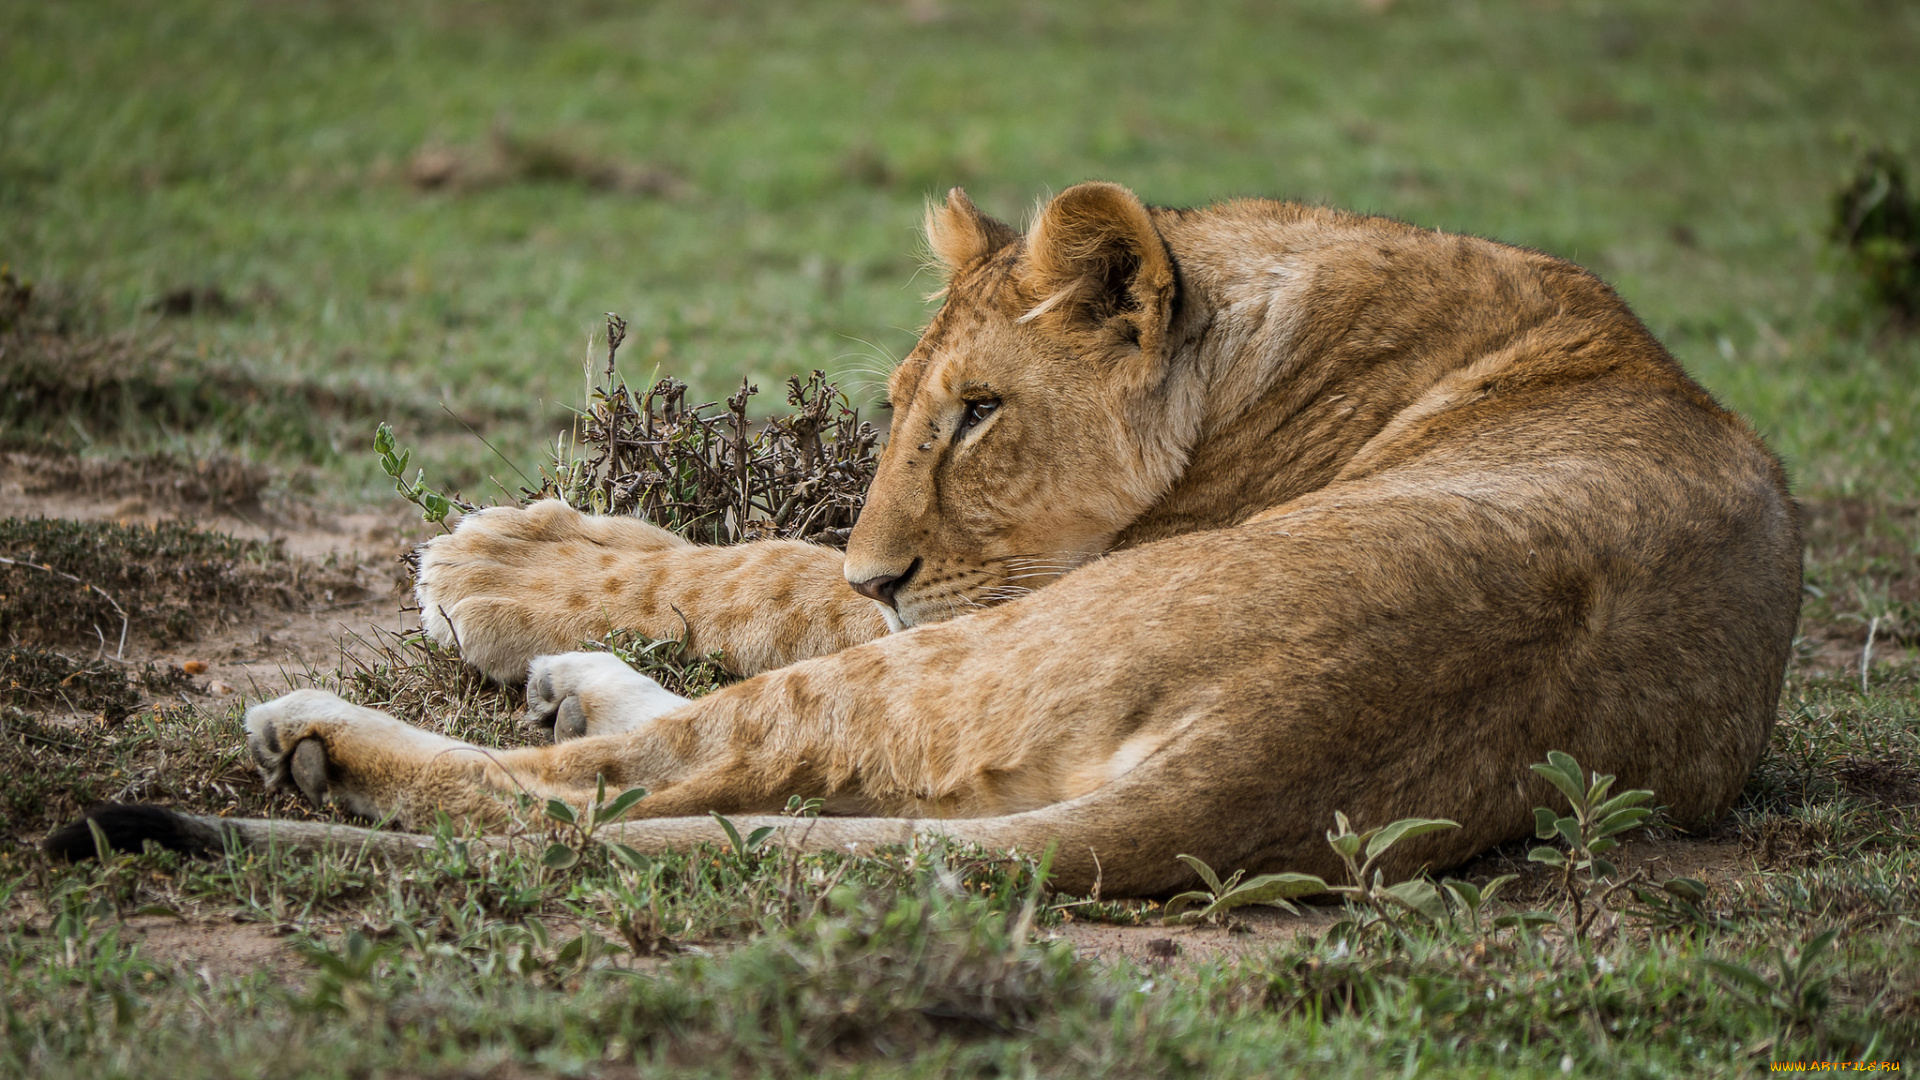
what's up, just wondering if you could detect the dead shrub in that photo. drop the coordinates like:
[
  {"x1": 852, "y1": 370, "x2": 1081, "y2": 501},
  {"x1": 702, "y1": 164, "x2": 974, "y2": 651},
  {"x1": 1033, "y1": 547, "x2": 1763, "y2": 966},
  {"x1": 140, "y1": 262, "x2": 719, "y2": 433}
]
[{"x1": 519, "y1": 316, "x2": 882, "y2": 548}]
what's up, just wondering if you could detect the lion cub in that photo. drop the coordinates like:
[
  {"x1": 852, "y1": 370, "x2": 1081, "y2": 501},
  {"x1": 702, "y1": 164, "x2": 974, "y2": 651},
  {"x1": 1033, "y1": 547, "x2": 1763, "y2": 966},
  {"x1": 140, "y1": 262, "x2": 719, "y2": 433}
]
[{"x1": 68, "y1": 184, "x2": 1800, "y2": 896}]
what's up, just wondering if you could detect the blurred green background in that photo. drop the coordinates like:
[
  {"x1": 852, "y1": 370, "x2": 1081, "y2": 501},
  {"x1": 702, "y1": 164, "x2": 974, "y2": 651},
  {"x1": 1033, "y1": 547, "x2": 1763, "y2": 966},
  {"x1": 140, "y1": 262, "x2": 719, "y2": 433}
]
[{"x1": 2, "y1": 0, "x2": 1914, "y2": 498}]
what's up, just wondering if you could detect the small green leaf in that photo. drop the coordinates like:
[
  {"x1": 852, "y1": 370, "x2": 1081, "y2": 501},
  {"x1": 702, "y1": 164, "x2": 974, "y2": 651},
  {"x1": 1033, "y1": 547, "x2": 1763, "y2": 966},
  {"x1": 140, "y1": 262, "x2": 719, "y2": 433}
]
[
  {"x1": 1535, "y1": 752, "x2": 1587, "y2": 806},
  {"x1": 746, "y1": 825, "x2": 776, "y2": 851},
  {"x1": 1479, "y1": 873, "x2": 1517, "y2": 906},
  {"x1": 1661, "y1": 877, "x2": 1708, "y2": 902},
  {"x1": 608, "y1": 843, "x2": 649, "y2": 871},
  {"x1": 541, "y1": 843, "x2": 580, "y2": 870},
  {"x1": 1161, "y1": 890, "x2": 1215, "y2": 920},
  {"x1": 1494, "y1": 910, "x2": 1559, "y2": 929},
  {"x1": 544, "y1": 799, "x2": 578, "y2": 826},
  {"x1": 1554, "y1": 816, "x2": 1582, "y2": 849},
  {"x1": 1534, "y1": 806, "x2": 1560, "y2": 840},
  {"x1": 1363, "y1": 817, "x2": 1459, "y2": 861},
  {"x1": 1589, "y1": 837, "x2": 1618, "y2": 855},
  {"x1": 1329, "y1": 830, "x2": 1362, "y2": 860},
  {"x1": 1798, "y1": 928, "x2": 1841, "y2": 973},
  {"x1": 1176, "y1": 854, "x2": 1226, "y2": 896},
  {"x1": 1592, "y1": 788, "x2": 1654, "y2": 820},
  {"x1": 1442, "y1": 879, "x2": 1482, "y2": 912},
  {"x1": 1216, "y1": 872, "x2": 1329, "y2": 910},
  {"x1": 1584, "y1": 772, "x2": 1616, "y2": 808},
  {"x1": 599, "y1": 787, "x2": 649, "y2": 824},
  {"x1": 1591, "y1": 857, "x2": 1617, "y2": 879},
  {"x1": 1595, "y1": 806, "x2": 1653, "y2": 838},
  {"x1": 710, "y1": 811, "x2": 746, "y2": 856},
  {"x1": 1702, "y1": 958, "x2": 1775, "y2": 996},
  {"x1": 1380, "y1": 879, "x2": 1448, "y2": 923},
  {"x1": 1527, "y1": 846, "x2": 1566, "y2": 867}
]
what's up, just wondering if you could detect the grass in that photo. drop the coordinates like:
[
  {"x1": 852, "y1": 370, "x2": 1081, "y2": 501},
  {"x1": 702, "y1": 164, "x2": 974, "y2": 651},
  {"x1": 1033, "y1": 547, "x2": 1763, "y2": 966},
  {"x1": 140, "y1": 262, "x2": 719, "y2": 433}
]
[
  {"x1": 2, "y1": 0, "x2": 1918, "y2": 1075},
  {"x1": 3, "y1": 0, "x2": 1917, "y2": 498}
]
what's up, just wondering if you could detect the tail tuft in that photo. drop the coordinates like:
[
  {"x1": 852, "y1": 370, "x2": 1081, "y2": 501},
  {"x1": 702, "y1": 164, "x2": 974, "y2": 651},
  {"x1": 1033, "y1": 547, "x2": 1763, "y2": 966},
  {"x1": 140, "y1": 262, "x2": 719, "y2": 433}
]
[{"x1": 44, "y1": 803, "x2": 228, "y2": 861}]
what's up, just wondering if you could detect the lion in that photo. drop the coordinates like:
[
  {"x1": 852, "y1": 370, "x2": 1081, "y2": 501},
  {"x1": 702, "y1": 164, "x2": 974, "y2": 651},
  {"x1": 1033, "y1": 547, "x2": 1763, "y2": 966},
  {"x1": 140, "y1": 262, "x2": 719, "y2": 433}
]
[{"x1": 51, "y1": 183, "x2": 1801, "y2": 897}]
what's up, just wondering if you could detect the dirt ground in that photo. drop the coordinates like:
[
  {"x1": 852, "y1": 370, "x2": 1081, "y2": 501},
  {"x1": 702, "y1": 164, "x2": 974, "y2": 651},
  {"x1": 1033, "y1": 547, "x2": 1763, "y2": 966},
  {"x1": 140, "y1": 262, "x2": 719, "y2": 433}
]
[{"x1": 1, "y1": 452, "x2": 423, "y2": 712}]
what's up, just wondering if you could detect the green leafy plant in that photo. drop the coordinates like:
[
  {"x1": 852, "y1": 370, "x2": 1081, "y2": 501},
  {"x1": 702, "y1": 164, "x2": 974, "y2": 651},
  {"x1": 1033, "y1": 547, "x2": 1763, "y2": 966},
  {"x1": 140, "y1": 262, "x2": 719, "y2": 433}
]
[
  {"x1": 1165, "y1": 814, "x2": 1460, "y2": 931},
  {"x1": 1524, "y1": 750, "x2": 1721, "y2": 939},
  {"x1": 1161, "y1": 855, "x2": 1327, "y2": 924},
  {"x1": 1625, "y1": 875, "x2": 1730, "y2": 935},
  {"x1": 537, "y1": 773, "x2": 650, "y2": 870},
  {"x1": 711, "y1": 810, "x2": 777, "y2": 860},
  {"x1": 1526, "y1": 750, "x2": 1654, "y2": 935},
  {"x1": 296, "y1": 930, "x2": 396, "y2": 1019},
  {"x1": 1436, "y1": 874, "x2": 1525, "y2": 936},
  {"x1": 1323, "y1": 812, "x2": 1460, "y2": 935},
  {"x1": 782, "y1": 795, "x2": 825, "y2": 817},
  {"x1": 374, "y1": 422, "x2": 466, "y2": 527}
]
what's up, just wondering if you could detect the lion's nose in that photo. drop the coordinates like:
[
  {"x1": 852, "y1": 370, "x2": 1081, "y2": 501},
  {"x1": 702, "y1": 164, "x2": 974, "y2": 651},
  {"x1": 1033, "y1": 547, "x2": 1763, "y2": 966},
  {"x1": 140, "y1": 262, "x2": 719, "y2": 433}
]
[{"x1": 848, "y1": 559, "x2": 918, "y2": 609}]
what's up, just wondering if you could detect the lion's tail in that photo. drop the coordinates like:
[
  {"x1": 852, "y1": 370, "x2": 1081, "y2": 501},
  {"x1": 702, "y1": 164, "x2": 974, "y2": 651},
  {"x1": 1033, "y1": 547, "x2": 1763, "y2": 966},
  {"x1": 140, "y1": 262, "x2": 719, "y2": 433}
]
[
  {"x1": 43, "y1": 804, "x2": 446, "y2": 862},
  {"x1": 45, "y1": 797, "x2": 1182, "y2": 895}
]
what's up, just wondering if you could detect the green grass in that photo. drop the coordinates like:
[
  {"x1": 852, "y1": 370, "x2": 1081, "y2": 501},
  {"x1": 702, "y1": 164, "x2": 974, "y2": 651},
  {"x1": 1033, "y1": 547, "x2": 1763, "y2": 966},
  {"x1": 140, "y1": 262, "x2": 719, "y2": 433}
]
[
  {"x1": 3, "y1": 0, "x2": 1916, "y2": 497},
  {"x1": 3, "y1": 0, "x2": 1919, "y2": 1075}
]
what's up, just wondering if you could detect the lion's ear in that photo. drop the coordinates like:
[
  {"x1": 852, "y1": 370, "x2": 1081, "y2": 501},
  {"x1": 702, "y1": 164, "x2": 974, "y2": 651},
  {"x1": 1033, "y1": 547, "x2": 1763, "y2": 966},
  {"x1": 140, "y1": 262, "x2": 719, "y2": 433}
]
[
  {"x1": 925, "y1": 188, "x2": 1019, "y2": 271},
  {"x1": 1021, "y1": 182, "x2": 1175, "y2": 355}
]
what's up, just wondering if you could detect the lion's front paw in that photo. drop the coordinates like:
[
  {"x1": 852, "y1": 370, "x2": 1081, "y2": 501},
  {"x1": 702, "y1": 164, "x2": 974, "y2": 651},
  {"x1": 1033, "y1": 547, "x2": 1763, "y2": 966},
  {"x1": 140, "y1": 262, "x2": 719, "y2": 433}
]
[
  {"x1": 413, "y1": 501, "x2": 688, "y2": 683},
  {"x1": 523, "y1": 652, "x2": 691, "y2": 742},
  {"x1": 245, "y1": 689, "x2": 466, "y2": 820}
]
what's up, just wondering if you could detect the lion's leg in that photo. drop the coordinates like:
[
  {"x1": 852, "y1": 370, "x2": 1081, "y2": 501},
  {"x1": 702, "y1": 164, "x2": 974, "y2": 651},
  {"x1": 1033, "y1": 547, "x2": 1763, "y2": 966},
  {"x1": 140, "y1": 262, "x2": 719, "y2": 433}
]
[
  {"x1": 244, "y1": 684, "x2": 703, "y2": 828},
  {"x1": 244, "y1": 690, "x2": 516, "y2": 827},
  {"x1": 247, "y1": 595, "x2": 1075, "y2": 830},
  {"x1": 414, "y1": 500, "x2": 890, "y2": 683}
]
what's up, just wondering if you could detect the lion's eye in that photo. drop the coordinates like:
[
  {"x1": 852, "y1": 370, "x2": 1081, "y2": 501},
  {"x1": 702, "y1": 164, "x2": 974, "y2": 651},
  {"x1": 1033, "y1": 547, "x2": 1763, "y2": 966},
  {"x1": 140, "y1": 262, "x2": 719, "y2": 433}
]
[{"x1": 959, "y1": 398, "x2": 1000, "y2": 434}]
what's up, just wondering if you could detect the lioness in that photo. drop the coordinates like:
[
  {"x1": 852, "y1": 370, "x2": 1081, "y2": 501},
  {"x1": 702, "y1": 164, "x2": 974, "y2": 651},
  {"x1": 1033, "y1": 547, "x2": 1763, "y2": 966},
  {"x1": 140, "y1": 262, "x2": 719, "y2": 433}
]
[{"x1": 56, "y1": 183, "x2": 1800, "y2": 896}]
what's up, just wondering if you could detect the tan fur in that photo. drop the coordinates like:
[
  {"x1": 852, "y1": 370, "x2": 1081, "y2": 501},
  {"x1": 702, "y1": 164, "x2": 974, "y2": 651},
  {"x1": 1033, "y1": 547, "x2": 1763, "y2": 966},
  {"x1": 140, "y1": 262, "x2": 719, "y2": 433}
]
[{"x1": 241, "y1": 183, "x2": 1800, "y2": 896}]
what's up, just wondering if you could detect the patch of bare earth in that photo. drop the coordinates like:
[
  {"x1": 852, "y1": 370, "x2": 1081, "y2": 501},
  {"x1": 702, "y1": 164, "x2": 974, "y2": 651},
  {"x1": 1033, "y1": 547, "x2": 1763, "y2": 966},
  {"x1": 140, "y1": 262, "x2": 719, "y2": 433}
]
[
  {"x1": 121, "y1": 915, "x2": 307, "y2": 986},
  {"x1": 0, "y1": 451, "x2": 425, "y2": 713}
]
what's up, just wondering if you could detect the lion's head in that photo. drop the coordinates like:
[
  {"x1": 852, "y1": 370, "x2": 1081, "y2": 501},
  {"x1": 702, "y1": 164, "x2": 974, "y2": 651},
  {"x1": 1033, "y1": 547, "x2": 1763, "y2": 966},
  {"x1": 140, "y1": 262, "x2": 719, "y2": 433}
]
[{"x1": 842, "y1": 183, "x2": 1193, "y2": 628}]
